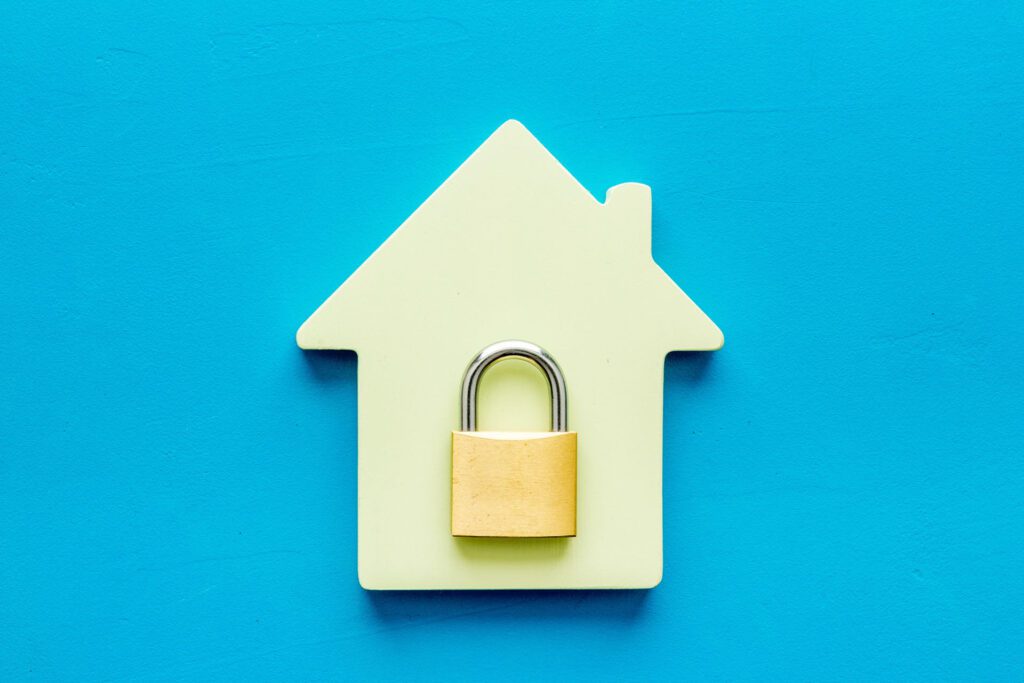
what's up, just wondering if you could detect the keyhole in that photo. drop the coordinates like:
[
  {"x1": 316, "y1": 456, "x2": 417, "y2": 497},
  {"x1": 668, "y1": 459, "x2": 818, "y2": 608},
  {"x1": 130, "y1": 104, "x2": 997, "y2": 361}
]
[{"x1": 475, "y1": 358, "x2": 551, "y2": 432}]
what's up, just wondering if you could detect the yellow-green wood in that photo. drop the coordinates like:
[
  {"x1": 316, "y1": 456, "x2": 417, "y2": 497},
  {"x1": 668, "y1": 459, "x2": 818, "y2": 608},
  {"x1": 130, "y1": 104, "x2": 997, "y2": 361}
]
[{"x1": 297, "y1": 121, "x2": 722, "y2": 589}]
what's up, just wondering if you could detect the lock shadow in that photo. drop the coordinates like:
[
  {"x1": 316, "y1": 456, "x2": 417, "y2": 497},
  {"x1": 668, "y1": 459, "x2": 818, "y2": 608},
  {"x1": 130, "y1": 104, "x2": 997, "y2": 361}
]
[{"x1": 454, "y1": 536, "x2": 570, "y2": 562}]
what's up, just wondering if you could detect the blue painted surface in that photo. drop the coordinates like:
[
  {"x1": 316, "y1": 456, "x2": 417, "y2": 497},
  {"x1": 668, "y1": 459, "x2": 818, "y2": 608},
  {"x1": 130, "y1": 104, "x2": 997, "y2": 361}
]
[{"x1": 2, "y1": 1, "x2": 1023, "y2": 679}]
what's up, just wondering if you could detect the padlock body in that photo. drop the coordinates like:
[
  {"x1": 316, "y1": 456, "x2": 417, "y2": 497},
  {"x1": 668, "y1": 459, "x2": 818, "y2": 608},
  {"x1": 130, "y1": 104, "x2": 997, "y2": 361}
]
[{"x1": 451, "y1": 431, "x2": 577, "y2": 537}]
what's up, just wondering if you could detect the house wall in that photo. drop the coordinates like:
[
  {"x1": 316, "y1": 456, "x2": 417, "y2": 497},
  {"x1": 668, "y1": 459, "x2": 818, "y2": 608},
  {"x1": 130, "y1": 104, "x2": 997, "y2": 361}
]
[{"x1": 355, "y1": 342, "x2": 668, "y2": 588}]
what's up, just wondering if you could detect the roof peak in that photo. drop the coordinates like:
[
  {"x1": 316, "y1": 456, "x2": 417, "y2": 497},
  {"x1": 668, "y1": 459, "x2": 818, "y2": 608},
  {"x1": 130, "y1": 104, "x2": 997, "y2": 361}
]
[{"x1": 439, "y1": 119, "x2": 599, "y2": 206}]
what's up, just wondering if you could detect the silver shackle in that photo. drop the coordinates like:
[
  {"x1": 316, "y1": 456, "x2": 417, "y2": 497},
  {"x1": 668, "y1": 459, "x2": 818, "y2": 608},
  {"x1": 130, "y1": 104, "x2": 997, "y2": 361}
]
[{"x1": 460, "y1": 340, "x2": 568, "y2": 432}]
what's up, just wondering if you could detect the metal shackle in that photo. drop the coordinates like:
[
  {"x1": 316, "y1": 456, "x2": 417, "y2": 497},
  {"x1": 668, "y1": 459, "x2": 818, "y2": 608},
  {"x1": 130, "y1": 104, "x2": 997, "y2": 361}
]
[{"x1": 460, "y1": 340, "x2": 567, "y2": 432}]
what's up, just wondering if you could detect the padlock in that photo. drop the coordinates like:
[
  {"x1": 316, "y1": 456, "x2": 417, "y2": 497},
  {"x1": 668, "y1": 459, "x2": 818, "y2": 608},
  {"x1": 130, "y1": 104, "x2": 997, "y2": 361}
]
[{"x1": 451, "y1": 340, "x2": 577, "y2": 538}]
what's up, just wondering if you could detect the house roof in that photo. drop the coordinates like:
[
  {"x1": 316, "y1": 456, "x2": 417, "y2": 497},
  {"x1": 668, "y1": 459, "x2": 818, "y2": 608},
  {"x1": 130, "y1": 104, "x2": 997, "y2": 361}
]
[{"x1": 297, "y1": 120, "x2": 723, "y2": 352}]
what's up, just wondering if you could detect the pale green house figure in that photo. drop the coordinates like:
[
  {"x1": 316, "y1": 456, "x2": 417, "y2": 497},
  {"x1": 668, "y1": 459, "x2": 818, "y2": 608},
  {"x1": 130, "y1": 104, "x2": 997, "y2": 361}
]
[{"x1": 297, "y1": 120, "x2": 723, "y2": 589}]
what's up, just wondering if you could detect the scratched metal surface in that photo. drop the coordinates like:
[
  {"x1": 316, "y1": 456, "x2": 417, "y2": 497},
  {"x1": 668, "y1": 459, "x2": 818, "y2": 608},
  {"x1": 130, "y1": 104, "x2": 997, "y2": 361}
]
[{"x1": 2, "y1": 1, "x2": 1023, "y2": 679}]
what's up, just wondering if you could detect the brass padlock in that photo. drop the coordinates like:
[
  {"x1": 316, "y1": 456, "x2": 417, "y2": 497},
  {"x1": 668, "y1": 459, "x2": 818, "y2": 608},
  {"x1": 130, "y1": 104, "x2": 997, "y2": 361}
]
[{"x1": 451, "y1": 340, "x2": 577, "y2": 538}]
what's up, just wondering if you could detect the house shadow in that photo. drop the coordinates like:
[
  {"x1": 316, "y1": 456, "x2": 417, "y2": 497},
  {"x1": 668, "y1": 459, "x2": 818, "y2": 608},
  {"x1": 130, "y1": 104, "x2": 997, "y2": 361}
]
[
  {"x1": 366, "y1": 586, "x2": 649, "y2": 624},
  {"x1": 300, "y1": 348, "x2": 717, "y2": 624},
  {"x1": 302, "y1": 348, "x2": 358, "y2": 383},
  {"x1": 665, "y1": 350, "x2": 716, "y2": 387}
]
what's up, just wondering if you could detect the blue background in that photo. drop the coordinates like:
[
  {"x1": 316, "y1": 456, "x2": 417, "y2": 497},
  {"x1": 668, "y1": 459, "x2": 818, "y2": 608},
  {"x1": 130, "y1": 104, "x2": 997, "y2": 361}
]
[{"x1": 2, "y1": 1, "x2": 1022, "y2": 679}]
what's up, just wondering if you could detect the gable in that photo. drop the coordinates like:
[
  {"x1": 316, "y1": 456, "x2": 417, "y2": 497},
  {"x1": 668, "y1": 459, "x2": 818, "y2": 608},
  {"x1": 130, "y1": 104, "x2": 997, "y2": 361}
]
[{"x1": 297, "y1": 120, "x2": 723, "y2": 352}]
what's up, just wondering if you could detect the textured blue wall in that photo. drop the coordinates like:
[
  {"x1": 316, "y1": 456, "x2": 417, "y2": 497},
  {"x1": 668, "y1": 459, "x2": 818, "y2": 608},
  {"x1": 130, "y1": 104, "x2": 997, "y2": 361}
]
[{"x1": 2, "y1": 1, "x2": 1022, "y2": 679}]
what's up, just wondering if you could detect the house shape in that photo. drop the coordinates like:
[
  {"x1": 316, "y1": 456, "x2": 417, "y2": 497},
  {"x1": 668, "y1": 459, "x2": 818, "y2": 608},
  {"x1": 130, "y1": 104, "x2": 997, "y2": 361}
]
[{"x1": 297, "y1": 120, "x2": 723, "y2": 589}]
